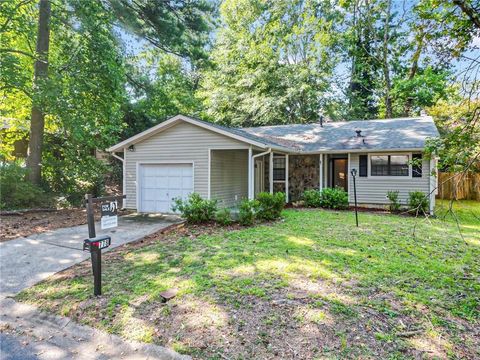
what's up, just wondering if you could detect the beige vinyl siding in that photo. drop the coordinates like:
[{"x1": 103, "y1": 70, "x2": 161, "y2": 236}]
[
  {"x1": 124, "y1": 122, "x2": 250, "y2": 209},
  {"x1": 210, "y1": 150, "x2": 248, "y2": 207},
  {"x1": 348, "y1": 152, "x2": 430, "y2": 205}
]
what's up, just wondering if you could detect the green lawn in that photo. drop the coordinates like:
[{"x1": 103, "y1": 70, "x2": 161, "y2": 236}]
[{"x1": 17, "y1": 200, "x2": 480, "y2": 359}]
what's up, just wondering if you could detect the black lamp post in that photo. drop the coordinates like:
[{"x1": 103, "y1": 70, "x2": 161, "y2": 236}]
[{"x1": 350, "y1": 168, "x2": 359, "y2": 227}]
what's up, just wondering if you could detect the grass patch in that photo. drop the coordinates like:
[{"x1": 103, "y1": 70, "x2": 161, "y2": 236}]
[{"x1": 16, "y1": 200, "x2": 480, "y2": 359}]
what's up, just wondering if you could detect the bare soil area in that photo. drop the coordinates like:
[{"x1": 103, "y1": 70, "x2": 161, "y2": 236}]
[{"x1": 0, "y1": 207, "x2": 131, "y2": 241}]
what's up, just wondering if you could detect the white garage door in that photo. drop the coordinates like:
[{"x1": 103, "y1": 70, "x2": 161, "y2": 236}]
[{"x1": 139, "y1": 163, "x2": 193, "y2": 213}]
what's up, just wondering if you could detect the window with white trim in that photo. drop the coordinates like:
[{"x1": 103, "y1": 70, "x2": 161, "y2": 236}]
[
  {"x1": 273, "y1": 157, "x2": 286, "y2": 181},
  {"x1": 371, "y1": 155, "x2": 409, "y2": 176}
]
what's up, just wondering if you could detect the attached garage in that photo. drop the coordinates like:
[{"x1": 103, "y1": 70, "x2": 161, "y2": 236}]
[
  {"x1": 138, "y1": 163, "x2": 193, "y2": 213},
  {"x1": 107, "y1": 115, "x2": 274, "y2": 213}
]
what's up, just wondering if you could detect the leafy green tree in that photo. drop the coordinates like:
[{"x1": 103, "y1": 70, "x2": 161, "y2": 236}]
[
  {"x1": 200, "y1": 0, "x2": 341, "y2": 126},
  {"x1": 1, "y1": 0, "x2": 212, "y2": 203},
  {"x1": 122, "y1": 51, "x2": 204, "y2": 138},
  {"x1": 1, "y1": 0, "x2": 125, "y2": 191}
]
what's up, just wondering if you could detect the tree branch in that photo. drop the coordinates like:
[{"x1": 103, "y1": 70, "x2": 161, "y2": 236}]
[
  {"x1": 453, "y1": 0, "x2": 480, "y2": 29},
  {"x1": 0, "y1": 48, "x2": 35, "y2": 58}
]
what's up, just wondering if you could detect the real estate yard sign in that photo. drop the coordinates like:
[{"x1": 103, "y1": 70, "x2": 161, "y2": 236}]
[{"x1": 100, "y1": 200, "x2": 118, "y2": 229}]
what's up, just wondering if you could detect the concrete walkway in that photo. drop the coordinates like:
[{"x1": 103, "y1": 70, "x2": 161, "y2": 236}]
[
  {"x1": 0, "y1": 214, "x2": 187, "y2": 359},
  {"x1": 0, "y1": 214, "x2": 179, "y2": 298}
]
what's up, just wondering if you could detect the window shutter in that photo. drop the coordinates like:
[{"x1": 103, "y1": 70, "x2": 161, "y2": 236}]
[
  {"x1": 359, "y1": 155, "x2": 368, "y2": 177},
  {"x1": 412, "y1": 153, "x2": 422, "y2": 177}
]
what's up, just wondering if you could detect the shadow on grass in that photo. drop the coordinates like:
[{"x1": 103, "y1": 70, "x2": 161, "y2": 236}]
[{"x1": 17, "y1": 204, "x2": 480, "y2": 358}]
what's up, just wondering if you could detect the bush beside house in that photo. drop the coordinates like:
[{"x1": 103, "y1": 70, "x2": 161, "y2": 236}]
[
  {"x1": 173, "y1": 192, "x2": 286, "y2": 226},
  {"x1": 408, "y1": 191, "x2": 429, "y2": 215},
  {"x1": 303, "y1": 188, "x2": 348, "y2": 210},
  {"x1": 171, "y1": 193, "x2": 218, "y2": 223}
]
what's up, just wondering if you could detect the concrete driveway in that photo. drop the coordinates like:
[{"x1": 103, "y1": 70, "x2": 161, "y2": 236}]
[
  {"x1": 0, "y1": 214, "x2": 181, "y2": 298},
  {"x1": 0, "y1": 213, "x2": 187, "y2": 359}
]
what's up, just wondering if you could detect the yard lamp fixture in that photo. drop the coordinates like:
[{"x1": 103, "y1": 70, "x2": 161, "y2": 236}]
[{"x1": 350, "y1": 168, "x2": 359, "y2": 227}]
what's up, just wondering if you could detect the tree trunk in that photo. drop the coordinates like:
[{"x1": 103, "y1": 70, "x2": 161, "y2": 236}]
[
  {"x1": 403, "y1": 32, "x2": 424, "y2": 116},
  {"x1": 26, "y1": 0, "x2": 51, "y2": 185},
  {"x1": 382, "y1": 0, "x2": 392, "y2": 118}
]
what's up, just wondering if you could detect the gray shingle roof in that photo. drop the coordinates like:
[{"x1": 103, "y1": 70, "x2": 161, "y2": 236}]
[{"x1": 239, "y1": 117, "x2": 439, "y2": 152}]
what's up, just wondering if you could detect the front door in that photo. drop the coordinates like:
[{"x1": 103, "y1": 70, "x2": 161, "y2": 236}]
[{"x1": 331, "y1": 158, "x2": 348, "y2": 191}]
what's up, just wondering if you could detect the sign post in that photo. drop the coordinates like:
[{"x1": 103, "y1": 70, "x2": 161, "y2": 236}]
[
  {"x1": 84, "y1": 194, "x2": 125, "y2": 296},
  {"x1": 350, "y1": 169, "x2": 359, "y2": 227}
]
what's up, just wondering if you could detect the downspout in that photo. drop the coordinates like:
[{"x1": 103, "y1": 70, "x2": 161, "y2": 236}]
[{"x1": 110, "y1": 150, "x2": 126, "y2": 197}]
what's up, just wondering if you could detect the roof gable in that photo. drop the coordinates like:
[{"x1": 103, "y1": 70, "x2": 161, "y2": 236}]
[{"x1": 107, "y1": 115, "x2": 286, "y2": 152}]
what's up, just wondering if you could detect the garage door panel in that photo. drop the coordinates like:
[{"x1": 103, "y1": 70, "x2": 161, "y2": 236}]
[
  {"x1": 139, "y1": 163, "x2": 193, "y2": 213},
  {"x1": 156, "y1": 177, "x2": 168, "y2": 188},
  {"x1": 168, "y1": 177, "x2": 182, "y2": 189},
  {"x1": 169, "y1": 189, "x2": 183, "y2": 200},
  {"x1": 182, "y1": 176, "x2": 192, "y2": 188},
  {"x1": 170, "y1": 167, "x2": 183, "y2": 176},
  {"x1": 143, "y1": 177, "x2": 157, "y2": 188}
]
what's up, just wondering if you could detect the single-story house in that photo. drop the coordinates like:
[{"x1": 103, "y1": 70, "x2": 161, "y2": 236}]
[{"x1": 107, "y1": 114, "x2": 439, "y2": 214}]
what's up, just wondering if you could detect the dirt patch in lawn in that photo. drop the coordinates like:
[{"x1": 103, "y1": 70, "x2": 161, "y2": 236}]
[{"x1": 0, "y1": 208, "x2": 132, "y2": 242}]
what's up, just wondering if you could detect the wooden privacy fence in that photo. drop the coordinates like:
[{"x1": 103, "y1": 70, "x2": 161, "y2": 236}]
[{"x1": 436, "y1": 172, "x2": 480, "y2": 201}]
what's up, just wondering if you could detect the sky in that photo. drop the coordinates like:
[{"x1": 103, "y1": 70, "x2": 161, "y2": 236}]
[{"x1": 114, "y1": 7, "x2": 480, "y2": 99}]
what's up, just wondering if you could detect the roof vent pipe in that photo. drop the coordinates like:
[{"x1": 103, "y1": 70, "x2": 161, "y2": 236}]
[{"x1": 355, "y1": 129, "x2": 362, "y2": 137}]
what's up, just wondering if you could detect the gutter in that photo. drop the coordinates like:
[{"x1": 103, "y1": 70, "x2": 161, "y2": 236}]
[
  {"x1": 252, "y1": 148, "x2": 272, "y2": 160},
  {"x1": 111, "y1": 152, "x2": 124, "y2": 163}
]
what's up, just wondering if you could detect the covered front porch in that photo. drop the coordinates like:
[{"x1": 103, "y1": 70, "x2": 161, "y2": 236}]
[
  {"x1": 208, "y1": 148, "x2": 350, "y2": 207},
  {"x1": 250, "y1": 151, "x2": 350, "y2": 203}
]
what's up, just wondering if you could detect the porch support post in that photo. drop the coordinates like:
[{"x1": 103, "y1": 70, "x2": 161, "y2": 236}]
[
  {"x1": 319, "y1": 154, "x2": 323, "y2": 190},
  {"x1": 248, "y1": 146, "x2": 253, "y2": 200},
  {"x1": 347, "y1": 153, "x2": 351, "y2": 203},
  {"x1": 123, "y1": 148, "x2": 126, "y2": 196},
  {"x1": 269, "y1": 152, "x2": 274, "y2": 194},
  {"x1": 207, "y1": 149, "x2": 211, "y2": 199},
  {"x1": 285, "y1": 154, "x2": 289, "y2": 203},
  {"x1": 429, "y1": 157, "x2": 437, "y2": 215}
]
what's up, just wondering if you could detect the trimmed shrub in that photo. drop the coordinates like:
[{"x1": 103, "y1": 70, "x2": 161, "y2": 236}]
[
  {"x1": 256, "y1": 192, "x2": 285, "y2": 220},
  {"x1": 215, "y1": 208, "x2": 233, "y2": 226},
  {"x1": 319, "y1": 187, "x2": 349, "y2": 210},
  {"x1": 408, "y1": 191, "x2": 429, "y2": 215},
  {"x1": 171, "y1": 193, "x2": 217, "y2": 223},
  {"x1": 238, "y1": 199, "x2": 259, "y2": 226},
  {"x1": 0, "y1": 163, "x2": 54, "y2": 210},
  {"x1": 386, "y1": 190, "x2": 401, "y2": 213},
  {"x1": 303, "y1": 189, "x2": 322, "y2": 207}
]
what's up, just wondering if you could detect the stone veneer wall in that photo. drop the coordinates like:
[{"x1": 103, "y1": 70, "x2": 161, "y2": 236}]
[
  {"x1": 288, "y1": 155, "x2": 320, "y2": 201},
  {"x1": 261, "y1": 154, "x2": 320, "y2": 202}
]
